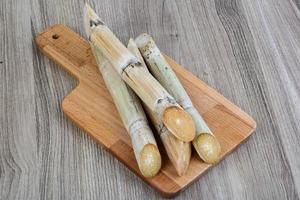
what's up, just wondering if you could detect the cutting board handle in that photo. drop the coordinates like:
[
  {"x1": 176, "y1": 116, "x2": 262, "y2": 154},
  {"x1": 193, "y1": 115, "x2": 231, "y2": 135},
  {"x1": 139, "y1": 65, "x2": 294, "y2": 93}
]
[{"x1": 36, "y1": 24, "x2": 96, "y2": 80}]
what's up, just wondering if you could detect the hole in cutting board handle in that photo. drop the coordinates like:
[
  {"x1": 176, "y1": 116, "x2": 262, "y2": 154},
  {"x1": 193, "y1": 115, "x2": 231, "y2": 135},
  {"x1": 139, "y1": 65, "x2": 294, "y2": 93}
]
[{"x1": 52, "y1": 34, "x2": 59, "y2": 39}]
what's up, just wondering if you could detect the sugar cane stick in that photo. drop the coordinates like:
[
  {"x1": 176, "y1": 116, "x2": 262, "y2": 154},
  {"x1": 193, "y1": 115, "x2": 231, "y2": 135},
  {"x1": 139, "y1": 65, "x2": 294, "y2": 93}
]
[
  {"x1": 135, "y1": 34, "x2": 221, "y2": 164},
  {"x1": 84, "y1": 4, "x2": 195, "y2": 142},
  {"x1": 90, "y1": 44, "x2": 161, "y2": 177},
  {"x1": 128, "y1": 39, "x2": 191, "y2": 176}
]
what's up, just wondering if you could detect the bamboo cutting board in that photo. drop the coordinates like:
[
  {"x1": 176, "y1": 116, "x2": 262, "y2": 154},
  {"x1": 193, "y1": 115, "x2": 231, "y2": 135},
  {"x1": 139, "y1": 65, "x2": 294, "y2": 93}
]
[{"x1": 36, "y1": 24, "x2": 256, "y2": 197}]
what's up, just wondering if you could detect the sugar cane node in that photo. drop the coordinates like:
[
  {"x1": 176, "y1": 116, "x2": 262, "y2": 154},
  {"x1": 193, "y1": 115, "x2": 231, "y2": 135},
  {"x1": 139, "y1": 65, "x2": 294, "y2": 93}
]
[{"x1": 84, "y1": 4, "x2": 196, "y2": 143}]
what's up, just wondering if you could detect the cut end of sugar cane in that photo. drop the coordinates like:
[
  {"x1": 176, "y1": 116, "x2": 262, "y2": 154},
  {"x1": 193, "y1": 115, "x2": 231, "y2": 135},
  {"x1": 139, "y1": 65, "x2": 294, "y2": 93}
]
[
  {"x1": 165, "y1": 136, "x2": 191, "y2": 176},
  {"x1": 162, "y1": 106, "x2": 196, "y2": 142},
  {"x1": 193, "y1": 133, "x2": 221, "y2": 164},
  {"x1": 139, "y1": 144, "x2": 162, "y2": 178},
  {"x1": 83, "y1": 3, "x2": 105, "y2": 38},
  {"x1": 175, "y1": 148, "x2": 191, "y2": 176},
  {"x1": 159, "y1": 127, "x2": 191, "y2": 176}
]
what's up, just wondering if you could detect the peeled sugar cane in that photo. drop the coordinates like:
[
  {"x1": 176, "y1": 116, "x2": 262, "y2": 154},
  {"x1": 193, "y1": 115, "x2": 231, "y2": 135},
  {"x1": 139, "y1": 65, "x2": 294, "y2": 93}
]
[
  {"x1": 90, "y1": 44, "x2": 161, "y2": 177},
  {"x1": 84, "y1": 4, "x2": 196, "y2": 142},
  {"x1": 135, "y1": 34, "x2": 221, "y2": 164},
  {"x1": 128, "y1": 39, "x2": 191, "y2": 176}
]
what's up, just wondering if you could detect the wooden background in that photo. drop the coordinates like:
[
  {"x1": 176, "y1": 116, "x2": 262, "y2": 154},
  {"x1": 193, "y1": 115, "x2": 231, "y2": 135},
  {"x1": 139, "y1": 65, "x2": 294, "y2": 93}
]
[{"x1": 0, "y1": 0, "x2": 299, "y2": 199}]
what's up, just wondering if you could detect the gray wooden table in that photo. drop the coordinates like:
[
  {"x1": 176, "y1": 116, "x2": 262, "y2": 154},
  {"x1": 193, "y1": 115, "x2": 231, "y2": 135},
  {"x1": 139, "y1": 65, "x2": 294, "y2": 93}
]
[{"x1": 1, "y1": 0, "x2": 300, "y2": 199}]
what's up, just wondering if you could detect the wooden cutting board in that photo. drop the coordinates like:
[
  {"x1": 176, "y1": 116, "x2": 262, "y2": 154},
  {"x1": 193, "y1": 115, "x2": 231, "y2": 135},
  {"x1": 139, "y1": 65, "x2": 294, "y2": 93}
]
[{"x1": 36, "y1": 24, "x2": 256, "y2": 197}]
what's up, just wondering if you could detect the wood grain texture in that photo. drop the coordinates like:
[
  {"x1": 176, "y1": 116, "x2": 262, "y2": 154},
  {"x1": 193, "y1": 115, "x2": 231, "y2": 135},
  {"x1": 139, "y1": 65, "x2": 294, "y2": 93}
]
[
  {"x1": 35, "y1": 24, "x2": 255, "y2": 197},
  {"x1": 1, "y1": 0, "x2": 300, "y2": 199}
]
